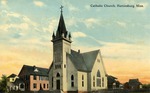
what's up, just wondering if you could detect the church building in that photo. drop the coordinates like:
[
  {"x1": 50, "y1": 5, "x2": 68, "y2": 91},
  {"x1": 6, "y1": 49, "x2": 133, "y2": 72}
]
[{"x1": 48, "y1": 7, "x2": 108, "y2": 93}]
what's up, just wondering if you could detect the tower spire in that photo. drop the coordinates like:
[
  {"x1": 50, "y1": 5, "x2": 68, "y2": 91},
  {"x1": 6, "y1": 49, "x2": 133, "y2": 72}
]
[
  {"x1": 52, "y1": 6, "x2": 71, "y2": 43},
  {"x1": 56, "y1": 6, "x2": 67, "y2": 38}
]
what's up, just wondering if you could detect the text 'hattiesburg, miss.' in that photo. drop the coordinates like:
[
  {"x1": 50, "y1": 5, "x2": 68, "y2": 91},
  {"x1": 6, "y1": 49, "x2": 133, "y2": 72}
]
[{"x1": 90, "y1": 4, "x2": 144, "y2": 8}]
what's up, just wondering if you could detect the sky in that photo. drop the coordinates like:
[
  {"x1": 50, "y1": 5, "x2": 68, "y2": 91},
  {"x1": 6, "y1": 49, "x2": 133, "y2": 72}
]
[{"x1": 0, "y1": 0, "x2": 150, "y2": 84}]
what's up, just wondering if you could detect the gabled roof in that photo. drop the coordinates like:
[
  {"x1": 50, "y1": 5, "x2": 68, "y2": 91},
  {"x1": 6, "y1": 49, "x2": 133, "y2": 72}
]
[
  {"x1": 67, "y1": 49, "x2": 100, "y2": 72},
  {"x1": 18, "y1": 65, "x2": 48, "y2": 76},
  {"x1": 67, "y1": 50, "x2": 88, "y2": 72},
  {"x1": 7, "y1": 74, "x2": 17, "y2": 78},
  {"x1": 82, "y1": 50, "x2": 99, "y2": 71},
  {"x1": 108, "y1": 75, "x2": 117, "y2": 79},
  {"x1": 129, "y1": 79, "x2": 142, "y2": 86},
  {"x1": 107, "y1": 75, "x2": 118, "y2": 84}
]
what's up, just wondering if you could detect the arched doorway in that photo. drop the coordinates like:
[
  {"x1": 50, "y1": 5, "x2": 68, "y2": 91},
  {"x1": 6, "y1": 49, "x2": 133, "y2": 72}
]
[{"x1": 56, "y1": 73, "x2": 60, "y2": 90}]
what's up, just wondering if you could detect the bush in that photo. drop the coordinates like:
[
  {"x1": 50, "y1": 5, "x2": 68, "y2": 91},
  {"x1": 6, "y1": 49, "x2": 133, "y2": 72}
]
[{"x1": 0, "y1": 75, "x2": 7, "y2": 93}]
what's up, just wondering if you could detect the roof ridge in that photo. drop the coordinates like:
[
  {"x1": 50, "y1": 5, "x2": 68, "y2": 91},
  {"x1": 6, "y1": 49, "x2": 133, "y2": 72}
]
[
  {"x1": 69, "y1": 50, "x2": 88, "y2": 72},
  {"x1": 7, "y1": 73, "x2": 17, "y2": 78},
  {"x1": 23, "y1": 64, "x2": 48, "y2": 70},
  {"x1": 81, "y1": 49, "x2": 100, "y2": 71},
  {"x1": 80, "y1": 53, "x2": 88, "y2": 71},
  {"x1": 81, "y1": 49, "x2": 100, "y2": 54}
]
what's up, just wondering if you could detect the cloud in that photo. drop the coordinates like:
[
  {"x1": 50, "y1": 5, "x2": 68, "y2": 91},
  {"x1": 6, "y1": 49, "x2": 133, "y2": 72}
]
[
  {"x1": 0, "y1": 23, "x2": 29, "y2": 31},
  {"x1": 68, "y1": 4, "x2": 79, "y2": 12},
  {"x1": 84, "y1": 18, "x2": 100, "y2": 28},
  {"x1": 63, "y1": 1, "x2": 79, "y2": 12},
  {"x1": 66, "y1": 17, "x2": 78, "y2": 27},
  {"x1": 0, "y1": 24, "x2": 9, "y2": 31},
  {"x1": 43, "y1": 17, "x2": 57, "y2": 33},
  {"x1": 72, "y1": 32, "x2": 87, "y2": 38},
  {"x1": 33, "y1": 1, "x2": 45, "y2": 7},
  {"x1": 99, "y1": 42, "x2": 150, "y2": 63},
  {"x1": 1, "y1": 0, "x2": 7, "y2": 5},
  {"x1": 7, "y1": 12, "x2": 20, "y2": 18},
  {"x1": 116, "y1": 21, "x2": 126, "y2": 28},
  {"x1": 22, "y1": 16, "x2": 37, "y2": 26},
  {"x1": 0, "y1": 10, "x2": 37, "y2": 32}
]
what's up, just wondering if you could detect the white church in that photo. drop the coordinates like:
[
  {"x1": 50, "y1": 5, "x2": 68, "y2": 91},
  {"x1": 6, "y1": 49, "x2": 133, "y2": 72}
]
[{"x1": 48, "y1": 7, "x2": 108, "y2": 93}]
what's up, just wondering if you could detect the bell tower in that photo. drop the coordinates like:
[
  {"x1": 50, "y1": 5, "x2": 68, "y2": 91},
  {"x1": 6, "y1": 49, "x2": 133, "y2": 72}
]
[{"x1": 51, "y1": 6, "x2": 72, "y2": 91}]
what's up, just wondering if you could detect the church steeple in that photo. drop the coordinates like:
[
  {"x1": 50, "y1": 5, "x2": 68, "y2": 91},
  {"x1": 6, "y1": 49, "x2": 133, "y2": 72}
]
[
  {"x1": 56, "y1": 9, "x2": 67, "y2": 38},
  {"x1": 52, "y1": 6, "x2": 71, "y2": 43}
]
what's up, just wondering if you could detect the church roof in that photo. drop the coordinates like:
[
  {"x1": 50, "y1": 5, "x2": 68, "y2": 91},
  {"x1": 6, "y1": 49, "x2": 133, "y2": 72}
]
[
  {"x1": 68, "y1": 50, "x2": 88, "y2": 72},
  {"x1": 82, "y1": 50, "x2": 99, "y2": 71},
  {"x1": 68, "y1": 49, "x2": 100, "y2": 72},
  {"x1": 18, "y1": 65, "x2": 49, "y2": 76}
]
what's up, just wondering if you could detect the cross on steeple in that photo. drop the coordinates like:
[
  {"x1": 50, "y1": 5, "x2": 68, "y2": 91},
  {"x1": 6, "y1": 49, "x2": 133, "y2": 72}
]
[{"x1": 60, "y1": 5, "x2": 63, "y2": 13}]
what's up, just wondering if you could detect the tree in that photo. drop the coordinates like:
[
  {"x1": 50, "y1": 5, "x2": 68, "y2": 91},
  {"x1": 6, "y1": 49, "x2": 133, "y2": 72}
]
[
  {"x1": 142, "y1": 84, "x2": 150, "y2": 89},
  {"x1": 0, "y1": 75, "x2": 8, "y2": 92}
]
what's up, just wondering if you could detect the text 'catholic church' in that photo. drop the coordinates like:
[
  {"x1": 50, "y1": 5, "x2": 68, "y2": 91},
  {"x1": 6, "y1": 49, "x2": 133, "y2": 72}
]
[{"x1": 48, "y1": 7, "x2": 108, "y2": 93}]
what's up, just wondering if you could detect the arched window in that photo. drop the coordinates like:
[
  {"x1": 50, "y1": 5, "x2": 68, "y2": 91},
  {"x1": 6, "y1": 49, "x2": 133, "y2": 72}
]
[
  {"x1": 97, "y1": 70, "x2": 101, "y2": 77},
  {"x1": 71, "y1": 75, "x2": 74, "y2": 87},
  {"x1": 56, "y1": 73, "x2": 60, "y2": 77},
  {"x1": 71, "y1": 75, "x2": 74, "y2": 80},
  {"x1": 20, "y1": 83, "x2": 24, "y2": 88},
  {"x1": 97, "y1": 70, "x2": 101, "y2": 87}
]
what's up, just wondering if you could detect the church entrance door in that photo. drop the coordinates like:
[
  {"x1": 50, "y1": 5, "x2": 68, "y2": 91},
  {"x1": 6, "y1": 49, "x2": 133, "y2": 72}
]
[{"x1": 56, "y1": 80, "x2": 60, "y2": 90}]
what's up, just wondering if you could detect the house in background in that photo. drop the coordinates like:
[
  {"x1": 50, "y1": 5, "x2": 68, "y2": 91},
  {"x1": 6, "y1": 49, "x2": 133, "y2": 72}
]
[
  {"x1": 18, "y1": 65, "x2": 49, "y2": 92},
  {"x1": 7, "y1": 74, "x2": 18, "y2": 91},
  {"x1": 7, "y1": 74, "x2": 25, "y2": 91},
  {"x1": 124, "y1": 78, "x2": 142, "y2": 91},
  {"x1": 48, "y1": 7, "x2": 108, "y2": 93},
  {"x1": 107, "y1": 75, "x2": 120, "y2": 89}
]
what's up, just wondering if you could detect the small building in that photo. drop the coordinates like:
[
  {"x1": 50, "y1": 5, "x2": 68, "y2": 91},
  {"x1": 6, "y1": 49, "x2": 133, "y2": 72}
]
[
  {"x1": 107, "y1": 75, "x2": 120, "y2": 89},
  {"x1": 7, "y1": 74, "x2": 18, "y2": 91},
  {"x1": 124, "y1": 79, "x2": 142, "y2": 90},
  {"x1": 18, "y1": 65, "x2": 49, "y2": 92},
  {"x1": 7, "y1": 74, "x2": 25, "y2": 91}
]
